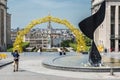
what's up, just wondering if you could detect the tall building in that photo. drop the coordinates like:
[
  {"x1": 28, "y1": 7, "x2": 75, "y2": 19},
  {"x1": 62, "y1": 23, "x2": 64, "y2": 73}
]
[
  {"x1": 0, "y1": 0, "x2": 11, "y2": 51},
  {"x1": 92, "y1": 0, "x2": 120, "y2": 52},
  {"x1": 6, "y1": 13, "x2": 11, "y2": 47}
]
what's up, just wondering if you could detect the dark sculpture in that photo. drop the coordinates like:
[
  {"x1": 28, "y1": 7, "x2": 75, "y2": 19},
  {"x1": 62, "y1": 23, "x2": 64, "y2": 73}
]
[{"x1": 79, "y1": 1, "x2": 106, "y2": 66}]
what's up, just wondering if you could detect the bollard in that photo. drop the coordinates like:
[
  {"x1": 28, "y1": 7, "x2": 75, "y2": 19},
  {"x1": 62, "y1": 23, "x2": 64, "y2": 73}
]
[{"x1": 110, "y1": 67, "x2": 114, "y2": 76}]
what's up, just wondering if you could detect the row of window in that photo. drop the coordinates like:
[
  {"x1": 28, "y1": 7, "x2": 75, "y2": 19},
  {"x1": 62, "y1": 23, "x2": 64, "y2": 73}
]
[{"x1": 110, "y1": 6, "x2": 120, "y2": 51}]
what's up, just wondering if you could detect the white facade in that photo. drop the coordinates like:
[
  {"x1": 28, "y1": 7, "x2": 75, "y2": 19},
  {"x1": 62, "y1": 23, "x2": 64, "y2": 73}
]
[
  {"x1": 24, "y1": 30, "x2": 49, "y2": 48},
  {"x1": 11, "y1": 29, "x2": 19, "y2": 43},
  {"x1": 23, "y1": 28, "x2": 74, "y2": 48},
  {"x1": 92, "y1": 0, "x2": 120, "y2": 52}
]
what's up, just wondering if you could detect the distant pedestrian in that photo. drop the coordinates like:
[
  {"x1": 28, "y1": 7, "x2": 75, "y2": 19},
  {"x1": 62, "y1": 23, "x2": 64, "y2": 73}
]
[
  {"x1": 38, "y1": 47, "x2": 42, "y2": 54},
  {"x1": 58, "y1": 48, "x2": 62, "y2": 55},
  {"x1": 12, "y1": 50, "x2": 20, "y2": 72},
  {"x1": 40, "y1": 47, "x2": 42, "y2": 54},
  {"x1": 37, "y1": 48, "x2": 41, "y2": 53},
  {"x1": 62, "y1": 47, "x2": 66, "y2": 55},
  {"x1": 104, "y1": 48, "x2": 107, "y2": 53}
]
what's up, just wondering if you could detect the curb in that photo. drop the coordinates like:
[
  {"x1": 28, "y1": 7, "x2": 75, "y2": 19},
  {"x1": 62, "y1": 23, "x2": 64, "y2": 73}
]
[
  {"x1": 42, "y1": 56, "x2": 120, "y2": 72},
  {"x1": 0, "y1": 61, "x2": 13, "y2": 67}
]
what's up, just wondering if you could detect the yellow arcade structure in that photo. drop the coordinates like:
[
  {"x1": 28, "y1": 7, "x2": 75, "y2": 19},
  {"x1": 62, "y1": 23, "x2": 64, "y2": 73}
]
[{"x1": 13, "y1": 15, "x2": 86, "y2": 53}]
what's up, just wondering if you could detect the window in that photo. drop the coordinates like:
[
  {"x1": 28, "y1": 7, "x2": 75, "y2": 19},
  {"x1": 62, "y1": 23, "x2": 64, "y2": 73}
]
[{"x1": 110, "y1": 6, "x2": 115, "y2": 51}]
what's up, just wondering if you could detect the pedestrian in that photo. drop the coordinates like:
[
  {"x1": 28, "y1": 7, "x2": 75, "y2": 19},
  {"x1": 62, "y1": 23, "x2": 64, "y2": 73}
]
[
  {"x1": 58, "y1": 48, "x2": 62, "y2": 55},
  {"x1": 37, "y1": 48, "x2": 41, "y2": 53},
  {"x1": 12, "y1": 50, "x2": 20, "y2": 72},
  {"x1": 62, "y1": 47, "x2": 66, "y2": 55},
  {"x1": 38, "y1": 47, "x2": 42, "y2": 54},
  {"x1": 40, "y1": 47, "x2": 42, "y2": 54}
]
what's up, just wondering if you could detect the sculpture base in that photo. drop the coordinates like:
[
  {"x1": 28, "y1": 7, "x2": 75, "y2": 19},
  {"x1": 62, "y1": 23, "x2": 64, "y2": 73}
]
[
  {"x1": 89, "y1": 41, "x2": 102, "y2": 67},
  {"x1": 42, "y1": 54, "x2": 120, "y2": 72}
]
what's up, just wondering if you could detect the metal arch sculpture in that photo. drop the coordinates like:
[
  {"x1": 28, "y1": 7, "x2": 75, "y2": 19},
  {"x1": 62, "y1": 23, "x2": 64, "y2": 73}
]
[
  {"x1": 79, "y1": 1, "x2": 105, "y2": 66},
  {"x1": 13, "y1": 15, "x2": 86, "y2": 53}
]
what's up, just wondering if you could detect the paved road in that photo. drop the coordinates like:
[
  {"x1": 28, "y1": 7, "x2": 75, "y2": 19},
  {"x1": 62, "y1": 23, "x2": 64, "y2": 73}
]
[
  {"x1": 0, "y1": 52, "x2": 120, "y2": 80},
  {"x1": 0, "y1": 64, "x2": 83, "y2": 80},
  {"x1": 0, "y1": 52, "x2": 83, "y2": 80}
]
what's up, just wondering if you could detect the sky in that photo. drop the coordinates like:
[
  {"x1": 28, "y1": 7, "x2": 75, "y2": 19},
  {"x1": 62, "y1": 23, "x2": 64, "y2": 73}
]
[{"x1": 7, "y1": 0, "x2": 91, "y2": 29}]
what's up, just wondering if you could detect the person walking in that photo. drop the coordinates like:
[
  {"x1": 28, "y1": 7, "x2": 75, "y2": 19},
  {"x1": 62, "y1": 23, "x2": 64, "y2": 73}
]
[
  {"x1": 58, "y1": 48, "x2": 62, "y2": 55},
  {"x1": 40, "y1": 47, "x2": 42, "y2": 54},
  {"x1": 62, "y1": 47, "x2": 66, "y2": 55},
  {"x1": 12, "y1": 50, "x2": 20, "y2": 72},
  {"x1": 37, "y1": 47, "x2": 42, "y2": 54}
]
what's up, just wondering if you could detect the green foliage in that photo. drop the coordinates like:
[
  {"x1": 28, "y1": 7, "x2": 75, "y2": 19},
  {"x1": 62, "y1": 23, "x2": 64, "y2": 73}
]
[
  {"x1": 60, "y1": 35, "x2": 91, "y2": 52},
  {"x1": 69, "y1": 43, "x2": 77, "y2": 51},
  {"x1": 22, "y1": 42, "x2": 30, "y2": 51},
  {"x1": 21, "y1": 42, "x2": 30, "y2": 48},
  {"x1": 61, "y1": 40, "x2": 73, "y2": 47},
  {"x1": 83, "y1": 36, "x2": 91, "y2": 52},
  {"x1": 7, "y1": 47, "x2": 13, "y2": 52},
  {"x1": 7, "y1": 45, "x2": 13, "y2": 49},
  {"x1": 86, "y1": 46, "x2": 91, "y2": 52},
  {"x1": 7, "y1": 42, "x2": 30, "y2": 52},
  {"x1": 30, "y1": 47, "x2": 36, "y2": 52},
  {"x1": 84, "y1": 36, "x2": 91, "y2": 46},
  {"x1": 61, "y1": 39, "x2": 77, "y2": 51},
  {"x1": 7, "y1": 44, "x2": 13, "y2": 52},
  {"x1": 34, "y1": 48, "x2": 39, "y2": 52}
]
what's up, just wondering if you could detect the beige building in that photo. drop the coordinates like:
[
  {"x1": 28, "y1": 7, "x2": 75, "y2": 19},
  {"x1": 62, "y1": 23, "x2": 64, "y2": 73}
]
[
  {"x1": 0, "y1": 0, "x2": 11, "y2": 51},
  {"x1": 92, "y1": 0, "x2": 120, "y2": 52},
  {"x1": 23, "y1": 28, "x2": 74, "y2": 48},
  {"x1": 24, "y1": 29, "x2": 49, "y2": 48},
  {"x1": 11, "y1": 28, "x2": 19, "y2": 43}
]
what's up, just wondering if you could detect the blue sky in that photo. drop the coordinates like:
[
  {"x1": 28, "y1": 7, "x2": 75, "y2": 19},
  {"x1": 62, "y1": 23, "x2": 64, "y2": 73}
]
[{"x1": 8, "y1": 0, "x2": 91, "y2": 29}]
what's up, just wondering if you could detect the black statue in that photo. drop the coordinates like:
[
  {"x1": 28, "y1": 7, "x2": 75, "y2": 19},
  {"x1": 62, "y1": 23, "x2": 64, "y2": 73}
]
[{"x1": 79, "y1": 1, "x2": 105, "y2": 66}]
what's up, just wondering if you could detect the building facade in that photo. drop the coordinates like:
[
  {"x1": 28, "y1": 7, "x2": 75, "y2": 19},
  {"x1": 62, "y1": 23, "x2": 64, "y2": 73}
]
[
  {"x1": 11, "y1": 23, "x2": 74, "y2": 49},
  {"x1": 11, "y1": 28, "x2": 19, "y2": 43},
  {"x1": 92, "y1": 0, "x2": 120, "y2": 52},
  {"x1": 23, "y1": 28, "x2": 74, "y2": 49},
  {"x1": 24, "y1": 29, "x2": 49, "y2": 48},
  {"x1": 22, "y1": 21, "x2": 74, "y2": 49},
  {"x1": 6, "y1": 13, "x2": 11, "y2": 47},
  {"x1": 0, "y1": 0, "x2": 11, "y2": 51}
]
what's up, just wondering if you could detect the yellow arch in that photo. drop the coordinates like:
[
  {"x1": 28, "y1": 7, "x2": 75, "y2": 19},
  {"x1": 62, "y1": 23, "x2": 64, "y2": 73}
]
[{"x1": 13, "y1": 15, "x2": 86, "y2": 53}]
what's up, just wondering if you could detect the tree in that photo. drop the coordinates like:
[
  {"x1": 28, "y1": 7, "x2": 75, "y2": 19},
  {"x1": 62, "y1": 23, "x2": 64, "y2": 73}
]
[
  {"x1": 61, "y1": 40, "x2": 72, "y2": 47},
  {"x1": 84, "y1": 36, "x2": 91, "y2": 46}
]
